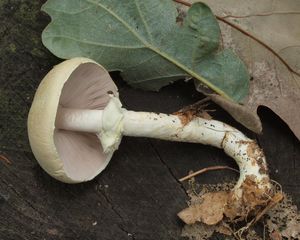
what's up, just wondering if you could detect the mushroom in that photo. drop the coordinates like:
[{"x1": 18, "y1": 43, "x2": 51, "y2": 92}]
[{"x1": 28, "y1": 57, "x2": 271, "y2": 222}]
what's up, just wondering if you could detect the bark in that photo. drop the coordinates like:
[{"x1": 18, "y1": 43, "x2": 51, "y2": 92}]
[{"x1": 0, "y1": 1, "x2": 299, "y2": 240}]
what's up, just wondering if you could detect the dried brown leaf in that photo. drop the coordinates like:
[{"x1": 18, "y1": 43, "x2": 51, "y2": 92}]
[
  {"x1": 178, "y1": 191, "x2": 228, "y2": 225},
  {"x1": 178, "y1": 0, "x2": 300, "y2": 139}
]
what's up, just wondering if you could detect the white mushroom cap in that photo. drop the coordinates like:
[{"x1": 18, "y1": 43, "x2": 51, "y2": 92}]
[{"x1": 28, "y1": 58, "x2": 118, "y2": 183}]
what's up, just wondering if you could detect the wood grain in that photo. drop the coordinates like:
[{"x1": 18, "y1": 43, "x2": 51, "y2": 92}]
[{"x1": 0, "y1": 1, "x2": 299, "y2": 239}]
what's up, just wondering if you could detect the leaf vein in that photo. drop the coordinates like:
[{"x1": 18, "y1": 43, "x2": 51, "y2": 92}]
[
  {"x1": 44, "y1": 6, "x2": 92, "y2": 15},
  {"x1": 44, "y1": 35, "x2": 145, "y2": 49},
  {"x1": 125, "y1": 54, "x2": 158, "y2": 70},
  {"x1": 134, "y1": 0, "x2": 154, "y2": 43},
  {"x1": 86, "y1": 0, "x2": 149, "y2": 46},
  {"x1": 130, "y1": 73, "x2": 187, "y2": 84}
]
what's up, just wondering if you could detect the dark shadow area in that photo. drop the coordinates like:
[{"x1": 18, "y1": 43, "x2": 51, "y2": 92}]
[{"x1": 257, "y1": 106, "x2": 300, "y2": 206}]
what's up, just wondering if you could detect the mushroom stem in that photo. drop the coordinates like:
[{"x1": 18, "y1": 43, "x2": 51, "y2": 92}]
[
  {"x1": 123, "y1": 110, "x2": 229, "y2": 148},
  {"x1": 56, "y1": 107, "x2": 103, "y2": 133},
  {"x1": 122, "y1": 110, "x2": 270, "y2": 190}
]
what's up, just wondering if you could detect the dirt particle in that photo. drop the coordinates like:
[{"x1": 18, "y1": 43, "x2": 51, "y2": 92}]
[
  {"x1": 0, "y1": 154, "x2": 12, "y2": 165},
  {"x1": 221, "y1": 132, "x2": 229, "y2": 148},
  {"x1": 47, "y1": 228, "x2": 59, "y2": 236}
]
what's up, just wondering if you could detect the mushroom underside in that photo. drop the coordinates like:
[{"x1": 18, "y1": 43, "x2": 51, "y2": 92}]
[{"x1": 54, "y1": 62, "x2": 117, "y2": 181}]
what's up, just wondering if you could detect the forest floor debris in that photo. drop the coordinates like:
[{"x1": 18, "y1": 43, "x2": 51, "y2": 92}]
[{"x1": 180, "y1": 178, "x2": 300, "y2": 240}]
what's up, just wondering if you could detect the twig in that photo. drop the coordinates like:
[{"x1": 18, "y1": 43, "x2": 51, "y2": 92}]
[
  {"x1": 173, "y1": 0, "x2": 300, "y2": 77},
  {"x1": 0, "y1": 154, "x2": 12, "y2": 165},
  {"x1": 179, "y1": 165, "x2": 239, "y2": 182},
  {"x1": 173, "y1": 0, "x2": 191, "y2": 7},
  {"x1": 174, "y1": 97, "x2": 213, "y2": 124},
  {"x1": 175, "y1": 97, "x2": 211, "y2": 114},
  {"x1": 223, "y1": 11, "x2": 300, "y2": 19}
]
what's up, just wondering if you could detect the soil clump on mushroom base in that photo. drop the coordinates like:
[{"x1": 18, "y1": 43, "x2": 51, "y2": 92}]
[{"x1": 180, "y1": 179, "x2": 299, "y2": 240}]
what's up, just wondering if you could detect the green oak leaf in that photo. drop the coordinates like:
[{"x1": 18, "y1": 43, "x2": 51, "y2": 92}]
[{"x1": 42, "y1": 0, "x2": 249, "y2": 102}]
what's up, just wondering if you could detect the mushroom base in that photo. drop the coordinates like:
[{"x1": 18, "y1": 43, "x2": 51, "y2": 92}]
[{"x1": 177, "y1": 176, "x2": 274, "y2": 226}]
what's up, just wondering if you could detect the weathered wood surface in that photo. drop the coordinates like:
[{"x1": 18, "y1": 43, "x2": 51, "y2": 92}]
[{"x1": 0, "y1": 1, "x2": 299, "y2": 239}]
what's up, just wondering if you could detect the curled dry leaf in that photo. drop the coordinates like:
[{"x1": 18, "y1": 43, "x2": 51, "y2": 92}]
[
  {"x1": 178, "y1": 191, "x2": 228, "y2": 225},
  {"x1": 179, "y1": 0, "x2": 300, "y2": 139}
]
